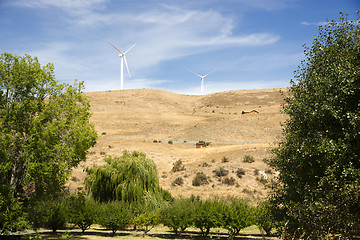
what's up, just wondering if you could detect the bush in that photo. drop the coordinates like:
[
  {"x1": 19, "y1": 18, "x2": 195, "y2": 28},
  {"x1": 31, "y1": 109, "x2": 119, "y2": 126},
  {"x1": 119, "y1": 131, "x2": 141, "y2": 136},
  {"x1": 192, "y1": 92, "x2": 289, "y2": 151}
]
[
  {"x1": 213, "y1": 167, "x2": 229, "y2": 177},
  {"x1": 168, "y1": 141, "x2": 173, "y2": 144},
  {"x1": 243, "y1": 155, "x2": 255, "y2": 163},
  {"x1": 192, "y1": 172, "x2": 209, "y2": 186},
  {"x1": 172, "y1": 159, "x2": 185, "y2": 172},
  {"x1": 222, "y1": 177, "x2": 236, "y2": 185},
  {"x1": 236, "y1": 168, "x2": 246, "y2": 178},
  {"x1": 172, "y1": 177, "x2": 184, "y2": 186},
  {"x1": 221, "y1": 157, "x2": 229, "y2": 163},
  {"x1": 256, "y1": 176, "x2": 267, "y2": 184}
]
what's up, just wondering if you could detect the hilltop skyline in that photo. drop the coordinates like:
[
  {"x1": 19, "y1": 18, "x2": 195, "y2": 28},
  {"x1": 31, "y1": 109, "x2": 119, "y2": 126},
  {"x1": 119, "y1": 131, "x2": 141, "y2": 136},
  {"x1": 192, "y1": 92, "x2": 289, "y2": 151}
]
[{"x1": 0, "y1": 0, "x2": 359, "y2": 94}]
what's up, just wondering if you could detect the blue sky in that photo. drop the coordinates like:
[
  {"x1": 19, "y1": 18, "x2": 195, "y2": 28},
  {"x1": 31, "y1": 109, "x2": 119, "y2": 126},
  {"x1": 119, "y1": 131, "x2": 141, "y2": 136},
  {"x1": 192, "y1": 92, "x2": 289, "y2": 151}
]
[{"x1": 1, "y1": 0, "x2": 359, "y2": 94}]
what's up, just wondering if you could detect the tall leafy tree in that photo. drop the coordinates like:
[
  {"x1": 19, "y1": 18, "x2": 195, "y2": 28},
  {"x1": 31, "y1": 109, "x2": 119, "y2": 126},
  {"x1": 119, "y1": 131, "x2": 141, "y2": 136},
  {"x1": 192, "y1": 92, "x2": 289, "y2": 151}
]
[
  {"x1": 0, "y1": 52, "x2": 97, "y2": 233},
  {"x1": 85, "y1": 151, "x2": 172, "y2": 205},
  {"x1": 269, "y1": 12, "x2": 360, "y2": 239}
]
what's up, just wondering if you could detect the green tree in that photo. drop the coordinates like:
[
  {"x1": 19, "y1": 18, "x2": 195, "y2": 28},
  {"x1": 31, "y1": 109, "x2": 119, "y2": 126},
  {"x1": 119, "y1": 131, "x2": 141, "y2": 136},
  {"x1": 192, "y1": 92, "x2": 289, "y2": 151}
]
[
  {"x1": 97, "y1": 201, "x2": 133, "y2": 234},
  {"x1": 0, "y1": 52, "x2": 97, "y2": 233},
  {"x1": 159, "y1": 198, "x2": 195, "y2": 235},
  {"x1": 269, "y1": 12, "x2": 360, "y2": 239},
  {"x1": 255, "y1": 201, "x2": 277, "y2": 236},
  {"x1": 28, "y1": 195, "x2": 67, "y2": 232},
  {"x1": 85, "y1": 151, "x2": 172, "y2": 205},
  {"x1": 222, "y1": 199, "x2": 254, "y2": 239},
  {"x1": 66, "y1": 193, "x2": 97, "y2": 233},
  {"x1": 193, "y1": 198, "x2": 224, "y2": 237},
  {"x1": 134, "y1": 210, "x2": 159, "y2": 235}
]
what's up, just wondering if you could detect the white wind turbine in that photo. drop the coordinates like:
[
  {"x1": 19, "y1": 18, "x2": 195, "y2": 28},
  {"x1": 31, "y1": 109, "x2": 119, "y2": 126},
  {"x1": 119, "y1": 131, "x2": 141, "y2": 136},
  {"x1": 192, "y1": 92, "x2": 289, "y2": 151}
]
[
  {"x1": 108, "y1": 42, "x2": 136, "y2": 90},
  {"x1": 186, "y1": 68, "x2": 215, "y2": 95}
]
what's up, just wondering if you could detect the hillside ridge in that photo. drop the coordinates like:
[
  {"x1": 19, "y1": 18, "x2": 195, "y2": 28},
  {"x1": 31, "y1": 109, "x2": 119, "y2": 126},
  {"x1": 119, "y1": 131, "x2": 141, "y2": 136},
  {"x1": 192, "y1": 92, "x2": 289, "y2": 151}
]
[{"x1": 69, "y1": 88, "x2": 288, "y2": 201}]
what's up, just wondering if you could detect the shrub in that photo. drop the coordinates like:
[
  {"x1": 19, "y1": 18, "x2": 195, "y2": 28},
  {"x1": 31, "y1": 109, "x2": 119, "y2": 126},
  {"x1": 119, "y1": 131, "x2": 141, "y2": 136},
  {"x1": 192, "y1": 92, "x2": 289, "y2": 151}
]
[
  {"x1": 221, "y1": 157, "x2": 229, "y2": 163},
  {"x1": 192, "y1": 172, "x2": 209, "y2": 186},
  {"x1": 168, "y1": 141, "x2": 173, "y2": 144},
  {"x1": 254, "y1": 168, "x2": 259, "y2": 175},
  {"x1": 213, "y1": 167, "x2": 229, "y2": 177},
  {"x1": 222, "y1": 177, "x2": 236, "y2": 185},
  {"x1": 202, "y1": 162, "x2": 210, "y2": 167},
  {"x1": 101, "y1": 132, "x2": 107, "y2": 135},
  {"x1": 236, "y1": 168, "x2": 246, "y2": 178},
  {"x1": 172, "y1": 177, "x2": 184, "y2": 186},
  {"x1": 256, "y1": 176, "x2": 267, "y2": 184},
  {"x1": 172, "y1": 159, "x2": 185, "y2": 172},
  {"x1": 243, "y1": 155, "x2": 255, "y2": 163}
]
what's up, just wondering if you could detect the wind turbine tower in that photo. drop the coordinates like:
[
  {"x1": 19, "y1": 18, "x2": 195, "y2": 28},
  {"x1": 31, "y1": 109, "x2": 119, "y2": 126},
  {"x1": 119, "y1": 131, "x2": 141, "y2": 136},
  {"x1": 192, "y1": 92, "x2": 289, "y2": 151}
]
[
  {"x1": 108, "y1": 42, "x2": 136, "y2": 90},
  {"x1": 186, "y1": 68, "x2": 215, "y2": 95}
]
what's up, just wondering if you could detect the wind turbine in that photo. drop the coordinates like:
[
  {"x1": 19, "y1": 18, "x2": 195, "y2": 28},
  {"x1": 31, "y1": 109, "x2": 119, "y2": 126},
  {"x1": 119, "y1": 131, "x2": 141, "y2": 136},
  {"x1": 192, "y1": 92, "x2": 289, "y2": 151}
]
[
  {"x1": 186, "y1": 68, "x2": 215, "y2": 95},
  {"x1": 108, "y1": 42, "x2": 136, "y2": 90}
]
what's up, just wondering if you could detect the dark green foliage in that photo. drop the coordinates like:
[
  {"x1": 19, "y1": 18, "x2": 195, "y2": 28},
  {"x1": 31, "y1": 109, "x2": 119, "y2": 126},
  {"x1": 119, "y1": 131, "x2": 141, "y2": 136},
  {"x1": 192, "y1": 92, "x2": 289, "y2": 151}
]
[
  {"x1": 0, "y1": 53, "x2": 97, "y2": 233},
  {"x1": 172, "y1": 159, "x2": 185, "y2": 172},
  {"x1": 172, "y1": 177, "x2": 184, "y2": 186},
  {"x1": 28, "y1": 195, "x2": 67, "y2": 232},
  {"x1": 213, "y1": 167, "x2": 229, "y2": 177},
  {"x1": 269, "y1": 12, "x2": 360, "y2": 239},
  {"x1": 243, "y1": 155, "x2": 255, "y2": 163},
  {"x1": 160, "y1": 198, "x2": 195, "y2": 235},
  {"x1": 66, "y1": 193, "x2": 97, "y2": 233},
  {"x1": 85, "y1": 151, "x2": 172, "y2": 206},
  {"x1": 192, "y1": 172, "x2": 209, "y2": 186},
  {"x1": 97, "y1": 201, "x2": 133, "y2": 234},
  {"x1": 221, "y1": 156, "x2": 229, "y2": 163},
  {"x1": 168, "y1": 140, "x2": 173, "y2": 144},
  {"x1": 236, "y1": 168, "x2": 246, "y2": 178}
]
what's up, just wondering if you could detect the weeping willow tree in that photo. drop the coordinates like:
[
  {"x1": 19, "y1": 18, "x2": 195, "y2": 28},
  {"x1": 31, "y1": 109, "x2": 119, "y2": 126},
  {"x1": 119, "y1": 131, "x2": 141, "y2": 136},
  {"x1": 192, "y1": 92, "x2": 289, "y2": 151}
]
[{"x1": 85, "y1": 151, "x2": 172, "y2": 206}]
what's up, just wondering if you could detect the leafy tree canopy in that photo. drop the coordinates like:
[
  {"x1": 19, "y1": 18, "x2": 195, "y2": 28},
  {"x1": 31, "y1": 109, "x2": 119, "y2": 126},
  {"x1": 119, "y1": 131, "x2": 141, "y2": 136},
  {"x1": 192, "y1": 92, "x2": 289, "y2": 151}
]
[
  {"x1": 0, "y1": 52, "x2": 97, "y2": 233},
  {"x1": 85, "y1": 151, "x2": 172, "y2": 205},
  {"x1": 269, "y1": 12, "x2": 360, "y2": 239}
]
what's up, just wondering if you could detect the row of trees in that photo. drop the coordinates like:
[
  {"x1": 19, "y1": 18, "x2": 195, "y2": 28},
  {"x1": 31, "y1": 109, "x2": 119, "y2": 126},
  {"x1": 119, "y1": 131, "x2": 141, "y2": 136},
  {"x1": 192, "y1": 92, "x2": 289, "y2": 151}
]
[{"x1": 27, "y1": 193, "x2": 276, "y2": 238}]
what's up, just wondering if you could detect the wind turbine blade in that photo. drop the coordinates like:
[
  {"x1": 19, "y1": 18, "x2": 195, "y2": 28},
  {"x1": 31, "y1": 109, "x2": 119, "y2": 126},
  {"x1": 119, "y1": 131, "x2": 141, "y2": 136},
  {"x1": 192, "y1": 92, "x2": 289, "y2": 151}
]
[
  {"x1": 124, "y1": 56, "x2": 131, "y2": 77},
  {"x1": 124, "y1": 43, "x2": 136, "y2": 54},
  {"x1": 204, "y1": 69, "x2": 216, "y2": 78},
  {"x1": 185, "y1": 68, "x2": 202, "y2": 78},
  {"x1": 108, "y1": 42, "x2": 124, "y2": 54}
]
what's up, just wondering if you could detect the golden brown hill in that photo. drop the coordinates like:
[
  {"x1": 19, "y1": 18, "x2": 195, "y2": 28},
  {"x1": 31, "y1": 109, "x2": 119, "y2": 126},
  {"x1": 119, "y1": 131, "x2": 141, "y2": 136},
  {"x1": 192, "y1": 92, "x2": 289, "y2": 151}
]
[{"x1": 69, "y1": 88, "x2": 287, "y2": 202}]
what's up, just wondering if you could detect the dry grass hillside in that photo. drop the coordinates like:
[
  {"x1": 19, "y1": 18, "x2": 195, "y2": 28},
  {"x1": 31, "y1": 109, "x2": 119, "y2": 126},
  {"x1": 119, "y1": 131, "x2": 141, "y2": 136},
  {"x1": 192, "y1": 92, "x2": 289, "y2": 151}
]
[{"x1": 68, "y1": 88, "x2": 288, "y2": 202}]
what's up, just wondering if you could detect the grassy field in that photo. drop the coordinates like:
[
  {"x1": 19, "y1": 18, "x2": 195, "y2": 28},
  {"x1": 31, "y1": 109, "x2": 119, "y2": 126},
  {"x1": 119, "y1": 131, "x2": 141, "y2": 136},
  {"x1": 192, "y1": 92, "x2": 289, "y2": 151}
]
[{"x1": 25, "y1": 225, "x2": 277, "y2": 240}]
